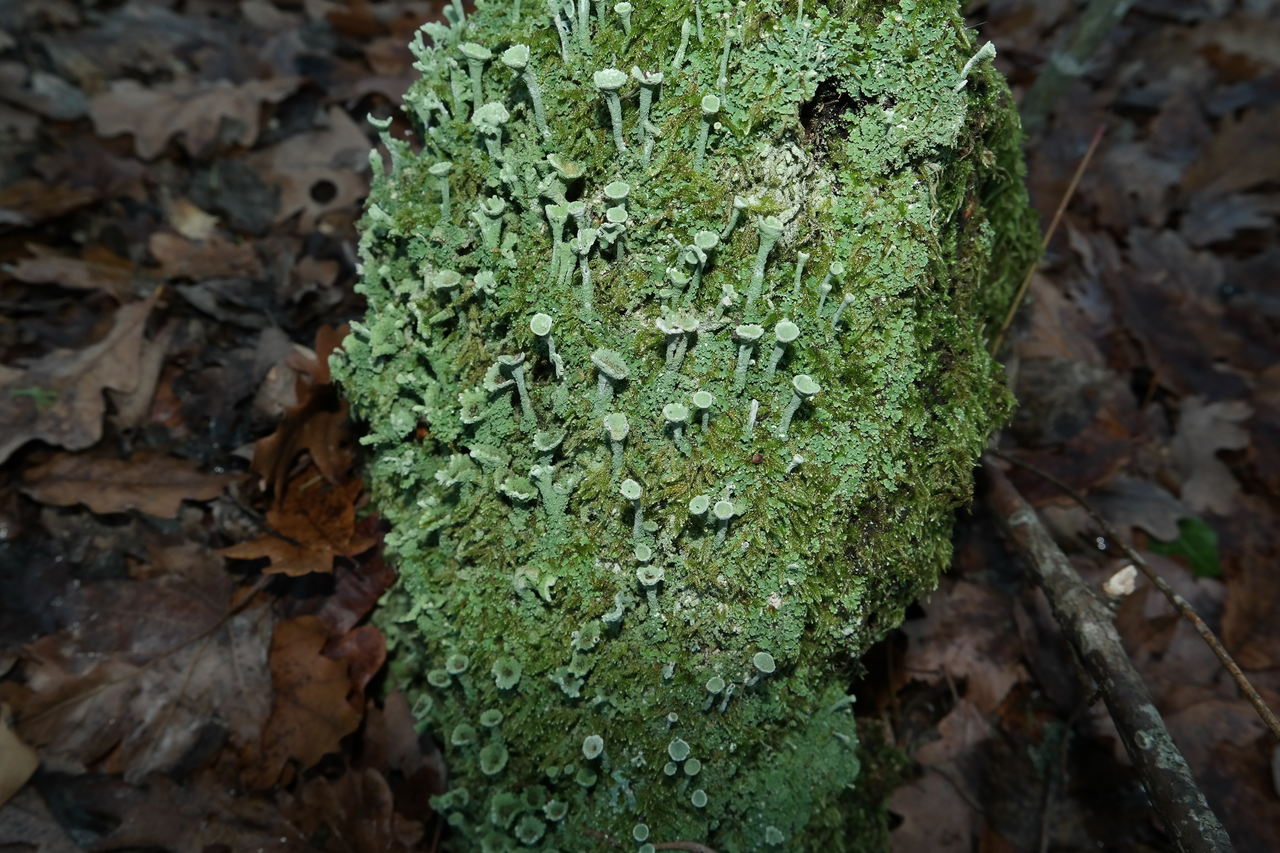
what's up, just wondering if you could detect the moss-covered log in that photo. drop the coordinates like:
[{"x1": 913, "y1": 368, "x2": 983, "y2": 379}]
[{"x1": 332, "y1": 0, "x2": 1036, "y2": 849}]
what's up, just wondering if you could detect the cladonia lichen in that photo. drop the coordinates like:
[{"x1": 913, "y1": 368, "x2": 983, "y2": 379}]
[{"x1": 334, "y1": 0, "x2": 1036, "y2": 849}]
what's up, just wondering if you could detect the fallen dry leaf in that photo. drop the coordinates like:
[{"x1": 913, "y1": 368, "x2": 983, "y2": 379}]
[
  {"x1": 246, "y1": 615, "x2": 364, "y2": 789},
  {"x1": 282, "y1": 767, "x2": 425, "y2": 852},
  {"x1": 174, "y1": 278, "x2": 276, "y2": 328},
  {"x1": 1091, "y1": 140, "x2": 1184, "y2": 230},
  {"x1": 21, "y1": 451, "x2": 234, "y2": 518},
  {"x1": 901, "y1": 580, "x2": 1029, "y2": 715},
  {"x1": 9, "y1": 547, "x2": 273, "y2": 783},
  {"x1": 164, "y1": 196, "x2": 220, "y2": 240},
  {"x1": 0, "y1": 292, "x2": 156, "y2": 464},
  {"x1": 0, "y1": 705, "x2": 39, "y2": 808},
  {"x1": 7, "y1": 243, "x2": 134, "y2": 297},
  {"x1": 1117, "y1": 561, "x2": 1229, "y2": 705},
  {"x1": 889, "y1": 770, "x2": 974, "y2": 853},
  {"x1": 148, "y1": 230, "x2": 264, "y2": 281},
  {"x1": 1181, "y1": 191, "x2": 1280, "y2": 248},
  {"x1": 1165, "y1": 697, "x2": 1280, "y2": 852},
  {"x1": 69, "y1": 773, "x2": 307, "y2": 852},
  {"x1": 30, "y1": 135, "x2": 149, "y2": 203},
  {"x1": 252, "y1": 397, "x2": 351, "y2": 498},
  {"x1": 250, "y1": 325, "x2": 353, "y2": 499},
  {"x1": 88, "y1": 76, "x2": 301, "y2": 160},
  {"x1": 1185, "y1": 105, "x2": 1280, "y2": 195},
  {"x1": 0, "y1": 101, "x2": 38, "y2": 141},
  {"x1": 1248, "y1": 365, "x2": 1280, "y2": 496},
  {"x1": 221, "y1": 477, "x2": 374, "y2": 576},
  {"x1": 324, "y1": 624, "x2": 385, "y2": 695},
  {"x1": 914, "y1": 698, "x2": 996, "y2": 768},
  {"x1": 287, "y1": 254, "x2": 341, "y2": 305},
  {"x1": 361, "y1": 690, "x2": 446, "y2": 790},
  {"x1": 1015, "y1": 270, "x2": 1106, "y2": 365},
  {"x1": 75, "y1": 766, "x2": 422, "y2": 853},
  {"x1": 1105, "y1": 229, "x2": 1254, "y2": 399},
  {"x1": 109, "y1": 319, "x2": 177, "y2": 429},
  {"x1": 1005, "y1": 355, "x2": 1146, "y2": 505},
  {"x1": 1220, "y1": 499, "x2": 1280, "y2": 670},
  {"x1": 241, "y1": 0, "x2": 302, "y2": 31},
  {"x1": 249, "y1": 105, "x2": 369, "y2": 231},
  {"x1": 0, "y1": 62, "x2": 85, "y2": 120},
  {"x1": 313, "y1": 551, "x2": 397, "y2": 636},
  {"x1": 1091, "y1": 476, "x2": 1189, "y2": 541},
  {"x1": 1190, "y1": 15, "x2": 1280, "y2": 74},
  {"x1": 0, "y1": 177, "x2": 98, "y2": 227},
  {"x1": 1171, "y1": 396, "x2": 1252, "y2": 515}
]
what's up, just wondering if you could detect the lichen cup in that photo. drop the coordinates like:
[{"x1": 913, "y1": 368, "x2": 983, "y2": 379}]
[{"x1": 333, "y1": 1, "x2": 1036, "y2": 849}]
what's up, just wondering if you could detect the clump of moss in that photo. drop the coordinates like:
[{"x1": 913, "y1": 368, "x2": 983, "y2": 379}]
[{"x1": 333, "y1": 0, "x2": 1035, "y2": 849}]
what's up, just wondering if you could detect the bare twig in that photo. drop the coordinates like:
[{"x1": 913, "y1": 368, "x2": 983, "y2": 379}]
[
  {"x1": 991, "y1": 124, "x2": 1105, "y2": 357},
  {"x1": 654, "y1": 843, "x2": 722, "y2": 853},
  {"x1": 983, "y1": 459, "x2": 1233, "y2": 853},
  {"x1": 992, "y1": 448, "x2": 1280, "y2": 742},
  {"x1": 1020, "y1": 0, "x2": 1138, "y2": 137}
]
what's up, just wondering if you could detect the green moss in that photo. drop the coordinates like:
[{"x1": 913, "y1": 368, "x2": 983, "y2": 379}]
[{"x1": 334, "y1": 0, "x2": 1035, "y2": 849}]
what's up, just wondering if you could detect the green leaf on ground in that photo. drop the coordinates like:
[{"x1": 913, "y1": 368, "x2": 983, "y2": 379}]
[{"x1": 1150, "y1": 516, "x2": 1222, "y2": 578}]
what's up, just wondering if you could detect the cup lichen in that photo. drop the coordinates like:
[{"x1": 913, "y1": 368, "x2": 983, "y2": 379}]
[{"x1": 335, "y1": 0, "x2": 1036, "y2": 849}]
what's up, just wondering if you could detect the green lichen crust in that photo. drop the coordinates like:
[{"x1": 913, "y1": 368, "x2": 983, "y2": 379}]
[{"x1": 333, "y1": 0, "x2": 1035, "y2": 849}]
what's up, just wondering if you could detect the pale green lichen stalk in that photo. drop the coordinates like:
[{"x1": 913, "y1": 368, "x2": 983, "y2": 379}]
[{"x1": 333, "y1": 0, "x2": 1036, "y2": 850}]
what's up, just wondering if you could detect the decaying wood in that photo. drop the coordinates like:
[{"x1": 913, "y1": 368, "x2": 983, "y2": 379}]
[
  {"x1": 992, "y1": 448, "x2": 1280, "y2": 742},
  {"x1": 984, "y1": 459, "x2": 1233, "y2": 853}
]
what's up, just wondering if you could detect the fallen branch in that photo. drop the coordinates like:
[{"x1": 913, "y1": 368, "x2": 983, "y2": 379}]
[
  {"x1": 983, "y1": 458, "x2": 1233, "y2": 853},
  {"x1": 992, "y1": 448, "x2": 1280, "y2": 742}
]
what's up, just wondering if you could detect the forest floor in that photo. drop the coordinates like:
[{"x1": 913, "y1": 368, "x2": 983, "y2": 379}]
[{"x1": 0, "y1": 0, "x2": 1277, "y2": 850}]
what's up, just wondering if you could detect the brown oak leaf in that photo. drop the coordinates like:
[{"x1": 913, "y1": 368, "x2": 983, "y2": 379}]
[
  {"x1": 1185, "y1": 105, "x2": 1280, "y2": 195},
  {"x1": 1171, "y1": 396, "x2": 1252, "y2": 515},
  {"x1": 900, "y1": 580, "x2": 1029, "y2": 715},
  {"x1": 7, "y1": 547, "x2": 273, "y2": 783},
  {"x1": 249, "y1": 106, "x2": 369, "y2": 231},
  {"x1": 148, "y1": 229, "x2": 264, "y2": 281},
  {"x1": 21, "y1": 451, "x2": 234, "y2": 518},
  {"x1": 245, "y1": 615, "x2": 364, "y2": 789},
  {"x1": 8, "y1": 243, "x2": 134, "y2": 297},
  {"x1": 250, "y1": 325, "x2": 353, "y2": 501},
  {"x1": 281, "y1": 768, "x2": 425, "y2": 852},
  {"x1": 221, "y1": 477, "x2": 374, "y2": 576},
  {"x1": 88, "y1": 76, "x2": 301, "y2": 160},
  {"x1": 0, "y1": 291, "x2": 156, "y2": 464},
  {"x1": 0, "y1": 178, "x2": 99, "y2": 229},
  {"x1": 312, "y1": 551, "x2": 397, "y2": 636},
  {"x1": 0, "y1": 708, "x2": 39, "y2": 808},
  {"x1": 55, "y1": 774, "x2": 307, "y2": 852}
]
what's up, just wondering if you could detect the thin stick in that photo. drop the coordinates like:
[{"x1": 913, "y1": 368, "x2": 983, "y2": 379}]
[
  {"x1": 983, "y1": 460, "x2": 1233, "y2": 853},
  {"x1": 654, "y1": 844, "x2": 722, "y2": 853},
  {"x1": 990, "y1": 124, "x2": 1105, "y2": 357},
  {"x1": 991, "y1": 448, "x2": 1280, "y2": 742}
]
